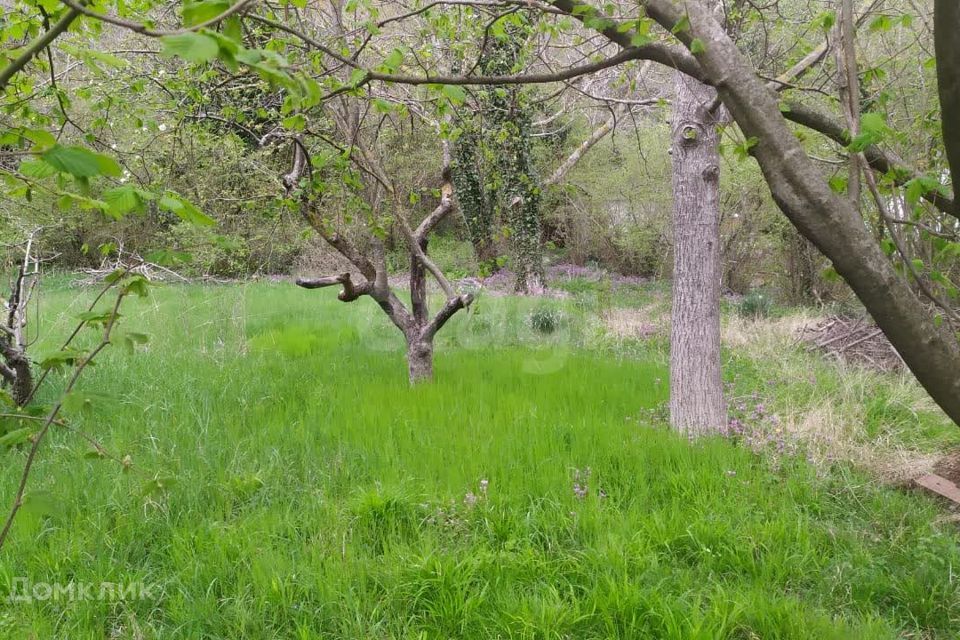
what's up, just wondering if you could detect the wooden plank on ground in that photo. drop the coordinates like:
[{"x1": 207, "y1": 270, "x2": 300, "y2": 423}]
[{"x1": 915, "y1": 474, "x2": 960, "y2": 505}]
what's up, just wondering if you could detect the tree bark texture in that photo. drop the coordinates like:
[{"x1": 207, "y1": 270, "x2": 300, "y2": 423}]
[
  {"x1": 669, "y1": 69, "x2": 726, "y2": 435},
  {"x1": 836, "y1": 0, "x2": 862, "y2": 208},
  {"x1": 935, "y1": 0, "x2": 960, "y2": 218},
  {"x1": 406, "y1": 339, "x2": 435, "y2": 384}
]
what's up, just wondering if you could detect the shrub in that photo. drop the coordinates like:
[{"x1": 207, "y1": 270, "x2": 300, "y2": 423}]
[
  {"x1": 527, "y1": 306, "x2": 567, "y2": 335},
  {"x1": 739, "y1": 290, "x2": 774, "y2": 319}
]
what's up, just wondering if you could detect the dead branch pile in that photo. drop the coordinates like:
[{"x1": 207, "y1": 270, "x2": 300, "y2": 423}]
[
  {"x1": 801, "y1": 315, "x2": 905, "y2": 372},
  {"x1": 75, "y1": 260, "x2": 187, "y2": 286}
]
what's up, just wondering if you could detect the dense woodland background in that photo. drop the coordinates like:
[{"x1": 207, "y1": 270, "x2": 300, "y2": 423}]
[{"x1": 0, "y1": 0, "x2": 949, "y2": 304}]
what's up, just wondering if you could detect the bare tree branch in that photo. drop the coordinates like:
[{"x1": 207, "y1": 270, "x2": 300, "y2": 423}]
[
  {"x1": 295, "y1": 273, "x2": 372, "y2": 301},
  {"x1": 422, "y1": 294, "x2": 474, "y2": 341},
  {"x1": 0, "y1": 7, "x2": 80, "y2": 92}
]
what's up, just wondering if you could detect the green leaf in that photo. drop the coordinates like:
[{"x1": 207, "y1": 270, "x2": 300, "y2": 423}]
[
  {"x1": 815, "y1": 11, "x2": 836, "y2": 30},
  {"x1": 821, "y1": 266, "x2": 842, "y2": 282},
  {"x1": 141, "y1": 476, "x2": 178, "y2": 497},
  {"x1": 159, "y1": 193, "x2": 216, "y2": 226},
  {"x1": 689, "y1": 38, "x2": 705, "y2": 54},
  {"x1": 848, "y1": 113, "x2": 890, "y2": 152},
  {"x1": 0, "y1": 427, "x2": 34, "y2": 448},
  {"x1": 120, "y1": 274, "x2": 151, "y2": 297},
  {"x1": 733, "y1": 136, "x2": 759, "y2": 160},
  {"x1": 182, "y1": 0, "x2": 230, "y2": 26},
  {"x1": 381, "y1": 48, "x2": 404, "y2": 73},
  {"x1": 85, "y1": 49, "x2": 129, "y2": 69},
  {"x1": 881, "y1": 237, "x2": 896, "y2": 257},
  {"x1": 77, "y1": 310, "x2": 120, "y2": 327},
  {"x1": 63, "y1": 391, "x2": 114, "y2": 415},
  {"x1": 347, "y1": 68, "x2": 368, "y2": 86},
  {"x1": 145, "y1": 249, "x2": 192, "y2": 265},
  {"x1": 371, "y1": 98, "x2": 394, "y2": 113},
  {"x1": 160, "y1": 32, "x2": 220, "y2": 64},
  {"x1": 860, "y1": 112, "x2": 888, "y2": 136},
  {"x1": 222, "y1": 16, "x2": 243, "y2": 42},
  {"x1": 83, "y1": 447, "x2": 107, "y2": 459},
  {"x1": 441, "y1": 84, "x2": 467, "y2": 104},
  {"x1": 903, "y1": 175, "x2": 942, "y2": 206},
  {"x1": 671, "y1": 14, "x2": 690, "y2": 34},
  {"x1": 282, "y1": 114, "x2": 306, "y2": 131},
  {"x1": 869, "y1": 15, "x2": 893, "y2": 31},
  {"x1": 42, "y1": 144, "x2": 122, "y2": 178},
  {"x1": 104, "y1": 269, "x2": 126, "y2": 284},
  {"x1": 931, "y1": 271, "x2": 950, "y2": 286},
  {"x1": 114, "y1": 330, "x2": 149, "y2": 354},
  {"x1": 20, "y1": 491, "x2": 61, "y2": 519},
  {"x1": 235, "y1": 49, "x2": 263, "y2": 65},
  {"x1": 60, "y1": 43, "x2": 129, "y2": 69},
  {"x1": 103, "y1": 185, "x2": 144, "y2": 217},
  {"x1": 22, "y1": 128, "x2": 56, "y2": 149},
  {"x1": 828, "y1": 175, "x2": 848, "y2": 194},
  {"x1": 18, "y1": 158, "x2": 58, "y2": 179},
  {"x1": 39, "y1": 348, "x2": 87, "y2": 372}
]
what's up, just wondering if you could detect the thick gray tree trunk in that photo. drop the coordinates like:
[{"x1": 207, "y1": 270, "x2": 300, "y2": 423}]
[
  {"x1": 406, "y1": 339, "x2": 434, "y2": 384},
  {"x1": 669, "y1": 69, "x2": 726, "y2": 435}
]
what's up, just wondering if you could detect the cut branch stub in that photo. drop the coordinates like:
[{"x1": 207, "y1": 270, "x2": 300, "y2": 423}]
[{"x1": 295, "y1": 273, "x2": 371, "y2": 302}]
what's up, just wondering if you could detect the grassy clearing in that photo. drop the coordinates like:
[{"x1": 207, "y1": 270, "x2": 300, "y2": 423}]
[{"x1": 1, "y1": 281, "x2": 959, "y2": 638}]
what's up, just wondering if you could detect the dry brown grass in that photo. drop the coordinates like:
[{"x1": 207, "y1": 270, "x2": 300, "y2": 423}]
[
  {"x1": 602, "y1": 303, "x2": 953, "y2": 486},
  {"x1": 720, "y1": 311, "x2": 818, "y2": 352},
  {"x1": 602, "y1": 305, "x2": 665, "y2": 339},
  {"x1": 782, "y1": 403, "x2": 940, "y2": 484},
  {"x1": 723, "y1": 311, "x2": 951, "y2": 484}
]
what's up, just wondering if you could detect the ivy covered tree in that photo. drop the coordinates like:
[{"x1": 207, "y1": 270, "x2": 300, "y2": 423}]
[
  {"x1": 452, "y1": 123, "x2": 495, "y2": 267},
  {"x1": 452, "y1": 19, "x2": 545, "y2": 292}
]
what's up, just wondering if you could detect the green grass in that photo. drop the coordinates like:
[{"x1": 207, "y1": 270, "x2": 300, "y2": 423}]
[{"x1": 1, "y1": 281, "x2": 959, "y2": 638}]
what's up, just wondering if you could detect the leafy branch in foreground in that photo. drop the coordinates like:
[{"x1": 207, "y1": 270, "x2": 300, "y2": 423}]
[{"x1": 0, "y1": 270, "x2": 150, "y2": 552}]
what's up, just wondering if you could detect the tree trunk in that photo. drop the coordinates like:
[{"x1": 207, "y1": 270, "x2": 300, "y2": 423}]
[
  {"x1": 408, "y1": 236, "x2": 436, "y2": 384},
  {"x1": 517, "y1": 270, "x2": 545, "y2": 295},
  {"x1": 407, "y1": 339, "x2": 434, "y2": 384},
  {"x1": 642, "y1": 0, "x2": 960, "y2": 426},
  {"x1": 0, "y1": 338, "x2": 31, "y2": 407},
  {"x1": 11, "y1": 358, "x2": 31, "y2": 407},
  {"x1": 669, "y1": 68, "x2": 726, "y2": 436},
  {"x1": 935, "y1": 0, "x2": 960, "y2": 218},
  {"x1": 836, "y1": 0, "x2": 861, "y2": 208},
  {"x1": 411, "y1": 237, "x2": 429, "y2": 326},
  {"x1": 475, "y1": 239, "x2": 499, "y2": 270}
]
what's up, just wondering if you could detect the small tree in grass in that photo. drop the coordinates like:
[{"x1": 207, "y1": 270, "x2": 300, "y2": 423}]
[{"x1": 285, "y1": 139, "x2": 473, "y2": 384}]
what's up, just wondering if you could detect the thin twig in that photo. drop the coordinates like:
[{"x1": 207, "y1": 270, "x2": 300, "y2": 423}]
[{"x1": 0, "y1": 291, "x2": 127, "y2": 552}]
